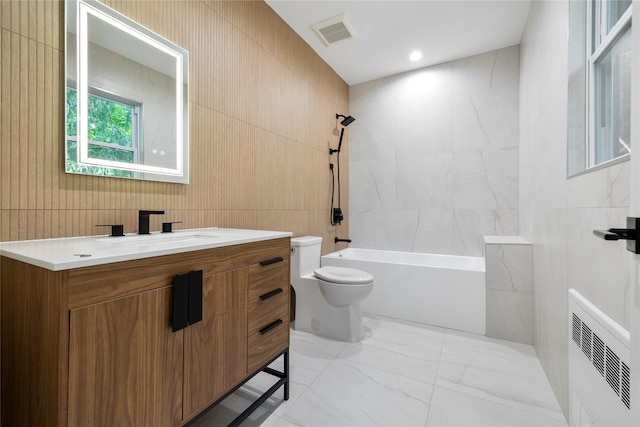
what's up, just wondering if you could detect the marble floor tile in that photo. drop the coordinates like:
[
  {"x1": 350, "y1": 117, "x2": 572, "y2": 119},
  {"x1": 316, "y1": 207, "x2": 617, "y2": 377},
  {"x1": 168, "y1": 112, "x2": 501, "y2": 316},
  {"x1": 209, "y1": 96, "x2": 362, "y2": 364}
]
[
  {"x1": 435, "y1": 330, "x2": 566, "y2": 421},
  {"x1": 285, "y1": 329, "x2": 348, "y2": 387},
  {"x1": 279, "y1": 358, "x2": 433, "y2": 426},
  {"x1": 427, "y1": 386, "x2": 567, "y2": 426},
  {"x1": 337, "y1": 342, "x2": 439, "y2": 385},
  {"x1": 190, "y1": 316, "x2": 567, "y2": 427},
  {"x1": 363, "y1": 315, "x2": 447, "y2": 361},
  {"x1": 336, "y1": 316, "x2": 447, "y2": 386}
]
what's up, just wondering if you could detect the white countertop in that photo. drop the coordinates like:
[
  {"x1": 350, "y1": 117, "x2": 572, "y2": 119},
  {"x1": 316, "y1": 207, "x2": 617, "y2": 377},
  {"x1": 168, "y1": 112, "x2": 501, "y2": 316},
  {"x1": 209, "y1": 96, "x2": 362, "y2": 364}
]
[{"x1": 0, "y1": 227, "x2": 292, "y2": 271}]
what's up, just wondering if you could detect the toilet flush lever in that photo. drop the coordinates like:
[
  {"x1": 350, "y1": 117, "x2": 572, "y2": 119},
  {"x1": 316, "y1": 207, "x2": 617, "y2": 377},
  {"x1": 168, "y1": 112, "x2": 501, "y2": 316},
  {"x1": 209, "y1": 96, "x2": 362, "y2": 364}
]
[{"x1": 593, "y1": 217, "x2": 640, "y2": 254}]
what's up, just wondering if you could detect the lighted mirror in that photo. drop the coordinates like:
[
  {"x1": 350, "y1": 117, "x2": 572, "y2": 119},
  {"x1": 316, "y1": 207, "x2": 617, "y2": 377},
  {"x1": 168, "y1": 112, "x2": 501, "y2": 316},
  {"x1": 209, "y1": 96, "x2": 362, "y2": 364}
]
[{"x1": 65, "y1": 0, "x2": 189, "y2": 183}]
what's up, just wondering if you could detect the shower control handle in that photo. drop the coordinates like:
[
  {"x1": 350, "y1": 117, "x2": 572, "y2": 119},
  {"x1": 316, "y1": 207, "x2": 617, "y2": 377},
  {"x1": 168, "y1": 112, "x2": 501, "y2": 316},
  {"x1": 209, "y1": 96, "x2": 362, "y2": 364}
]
[{"x1": 593, "y1": 217, "x2": 640, "y2": 254}]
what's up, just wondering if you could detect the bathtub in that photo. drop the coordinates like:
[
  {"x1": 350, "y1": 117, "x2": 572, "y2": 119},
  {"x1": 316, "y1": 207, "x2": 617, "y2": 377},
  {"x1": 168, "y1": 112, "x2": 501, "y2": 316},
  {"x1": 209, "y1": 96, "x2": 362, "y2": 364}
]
[{"x1": 321, "y1": 248, "x2": 486, "y2": 335}]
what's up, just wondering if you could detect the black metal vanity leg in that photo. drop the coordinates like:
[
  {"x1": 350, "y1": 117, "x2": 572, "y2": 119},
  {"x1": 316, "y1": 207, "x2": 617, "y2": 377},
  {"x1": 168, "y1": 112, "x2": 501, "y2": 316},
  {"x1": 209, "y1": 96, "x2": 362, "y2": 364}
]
[
  {"x1": 284, "y1": 348, "x2": 290, "y2": 401},
  {"x1": 224, "y1": 349, "x2": 290, "y2": 427}
]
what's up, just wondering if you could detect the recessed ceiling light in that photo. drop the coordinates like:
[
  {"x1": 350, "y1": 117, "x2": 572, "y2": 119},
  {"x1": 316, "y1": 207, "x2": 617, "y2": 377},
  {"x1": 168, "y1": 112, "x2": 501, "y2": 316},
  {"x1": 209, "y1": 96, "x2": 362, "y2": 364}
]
[{"x1": 409, "y1": 51, "x2": 422, "y2": 62}]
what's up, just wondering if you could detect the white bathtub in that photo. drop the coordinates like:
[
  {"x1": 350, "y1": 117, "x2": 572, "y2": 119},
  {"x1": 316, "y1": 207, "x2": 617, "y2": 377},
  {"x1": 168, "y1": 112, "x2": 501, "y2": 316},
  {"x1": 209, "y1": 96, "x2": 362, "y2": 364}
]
[{"x1": 321, "y1": 248, "x2": 486, "y2": 335}]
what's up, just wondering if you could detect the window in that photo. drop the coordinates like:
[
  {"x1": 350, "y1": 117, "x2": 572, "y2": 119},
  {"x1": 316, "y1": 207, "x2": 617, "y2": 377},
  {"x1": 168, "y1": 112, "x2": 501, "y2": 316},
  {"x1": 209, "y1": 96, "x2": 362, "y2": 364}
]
[
  {"x1": 568, "y1": 0, "x2": 632, "y2": 175},
  {"x1": 65, "y1": 87, "x2": 140, "y2": 178},
  {"x1": 590, "y1": 0, "x2": 632, "y2": 166}
]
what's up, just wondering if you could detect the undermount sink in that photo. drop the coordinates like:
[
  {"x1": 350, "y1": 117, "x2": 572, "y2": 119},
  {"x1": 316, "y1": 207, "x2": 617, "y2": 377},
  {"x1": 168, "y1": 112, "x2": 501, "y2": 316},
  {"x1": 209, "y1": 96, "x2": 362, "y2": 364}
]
[
  {"x1": 93, "y1": 229, "x2": 250, "y2": 252},
  {"x1": 95, "y1": 231, "x2": 237, "y2": 245}
]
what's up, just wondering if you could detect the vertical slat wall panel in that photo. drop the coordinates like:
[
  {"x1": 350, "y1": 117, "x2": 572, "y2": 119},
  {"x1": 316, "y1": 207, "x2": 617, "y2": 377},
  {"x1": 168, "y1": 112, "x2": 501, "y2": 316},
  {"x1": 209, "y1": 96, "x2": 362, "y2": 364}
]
[
  {"x1": 0, "y1": 30, "x2": 8, "y2": 215},
  {"x1": 0, "y1": 0, "x2": 348, "y2": 255}
]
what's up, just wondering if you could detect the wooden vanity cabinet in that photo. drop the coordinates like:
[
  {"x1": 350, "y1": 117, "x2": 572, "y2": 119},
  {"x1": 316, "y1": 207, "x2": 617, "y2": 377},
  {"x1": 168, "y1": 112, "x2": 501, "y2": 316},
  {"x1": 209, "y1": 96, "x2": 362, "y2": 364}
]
[{"x1": 1, "y1": 237, "x2": 290, "y2": 427}]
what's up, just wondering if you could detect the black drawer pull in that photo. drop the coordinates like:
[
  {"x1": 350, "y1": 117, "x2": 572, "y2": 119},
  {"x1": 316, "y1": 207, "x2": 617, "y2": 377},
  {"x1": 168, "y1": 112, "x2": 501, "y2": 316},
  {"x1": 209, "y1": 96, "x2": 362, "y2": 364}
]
[
  {"x1": 260, "y1": 288, "x2": 283, "y2": 301},
  {"x1": 259, "y1": 319, "x2": 283, "y2": 335},
  {"x1": 259, "y1": 257, "x2": 284, "y2": 267}
]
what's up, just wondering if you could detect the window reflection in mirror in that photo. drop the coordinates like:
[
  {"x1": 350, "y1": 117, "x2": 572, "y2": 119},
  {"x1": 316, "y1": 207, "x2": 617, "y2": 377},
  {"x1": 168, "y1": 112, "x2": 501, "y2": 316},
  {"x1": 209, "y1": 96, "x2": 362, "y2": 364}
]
[
  {"x1": 66, "y1": 87, "x2": 138, "y2": 178},
  {"x1": 65, "y1": 0, "x2": 189, "y2": 183}
]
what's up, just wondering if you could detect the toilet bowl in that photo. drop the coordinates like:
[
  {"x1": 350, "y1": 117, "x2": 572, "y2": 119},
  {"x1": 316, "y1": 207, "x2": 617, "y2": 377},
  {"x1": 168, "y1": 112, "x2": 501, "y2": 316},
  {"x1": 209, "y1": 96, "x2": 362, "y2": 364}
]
[
  {"x1": 315, "y1": 266, "x2": 374, "y2": 307},
  {"x1": 290, "y1": 236, "x2": 374, "y2": 342}
]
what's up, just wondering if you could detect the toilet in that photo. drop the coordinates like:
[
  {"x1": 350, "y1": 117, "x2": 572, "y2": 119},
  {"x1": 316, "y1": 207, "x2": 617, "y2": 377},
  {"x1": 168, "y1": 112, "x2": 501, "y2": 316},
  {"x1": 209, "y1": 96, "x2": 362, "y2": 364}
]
[{"x1": 290, "y1": 236, "x2": 374, "y2": 342}]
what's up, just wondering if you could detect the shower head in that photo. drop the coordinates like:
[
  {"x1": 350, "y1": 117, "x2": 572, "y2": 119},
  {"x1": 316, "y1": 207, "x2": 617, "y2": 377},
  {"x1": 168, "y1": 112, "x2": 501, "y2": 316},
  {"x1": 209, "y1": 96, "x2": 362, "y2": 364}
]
[
  {"x1": 336, "y1": 114, "x2": 355, "y2": 127},
  {"x1": 329, "y1": 114, "x2": 355, "y2": 155}
]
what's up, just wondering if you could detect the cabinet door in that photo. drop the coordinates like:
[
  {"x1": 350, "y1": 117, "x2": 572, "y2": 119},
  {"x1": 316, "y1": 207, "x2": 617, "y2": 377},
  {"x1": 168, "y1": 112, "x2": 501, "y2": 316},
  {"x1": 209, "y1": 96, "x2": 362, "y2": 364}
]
[
  {"x1": 183, "y1": 269, "x2": 248, "y2": 419},
  {"x1": 68, "y1": 287, "x2": 183, "y2": 427}
]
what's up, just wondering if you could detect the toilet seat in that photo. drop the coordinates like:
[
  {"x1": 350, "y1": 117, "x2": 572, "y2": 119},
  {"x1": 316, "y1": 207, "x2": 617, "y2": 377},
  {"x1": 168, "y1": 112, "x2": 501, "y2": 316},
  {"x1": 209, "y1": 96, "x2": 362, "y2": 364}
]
[{"x1": 314, "y1": 266, "x2": 374, "y2": 285}]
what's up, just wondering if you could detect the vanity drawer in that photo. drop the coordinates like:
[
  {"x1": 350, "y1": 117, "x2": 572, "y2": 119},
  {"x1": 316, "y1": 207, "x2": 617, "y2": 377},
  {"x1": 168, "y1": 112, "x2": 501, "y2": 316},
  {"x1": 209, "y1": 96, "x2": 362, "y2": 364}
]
[
  {"x1": 248, "y1": 315, "x2": 289, "y2": 372},
  {"x1": 247, "y1": 257, "x2": 289, "y2": 301},
  {"x1": 248, "y1": 287, "x2": 289, "y2": 336}
]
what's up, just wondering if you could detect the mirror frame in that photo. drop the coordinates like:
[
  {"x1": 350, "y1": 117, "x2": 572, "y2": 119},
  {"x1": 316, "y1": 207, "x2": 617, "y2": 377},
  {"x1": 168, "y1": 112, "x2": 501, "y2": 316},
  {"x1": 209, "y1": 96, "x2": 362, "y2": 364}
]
[{"x1": 65, "y1": 0, "x2": 189, "y2": 183}]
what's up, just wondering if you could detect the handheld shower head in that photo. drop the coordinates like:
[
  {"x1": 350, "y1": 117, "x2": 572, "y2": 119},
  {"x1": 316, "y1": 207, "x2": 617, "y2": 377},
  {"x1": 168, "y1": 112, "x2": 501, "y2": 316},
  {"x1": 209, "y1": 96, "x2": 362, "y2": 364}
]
[{"x1": 336, "y1": 114, "x2": 355, "y2": 127}]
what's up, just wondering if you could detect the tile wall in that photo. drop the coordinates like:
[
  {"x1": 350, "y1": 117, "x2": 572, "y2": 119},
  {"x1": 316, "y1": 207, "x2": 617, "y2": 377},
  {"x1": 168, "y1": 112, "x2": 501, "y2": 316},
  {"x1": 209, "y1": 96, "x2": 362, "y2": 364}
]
[
  {"x1": 348, "y1": 45, "x2": 520, "y2": 257},
  {"x1": 484, "y1": 235, "x2": 533, "y2": 345},
  {"x1": 519, "y1": 0, "x2": 631, "y2": 416}
]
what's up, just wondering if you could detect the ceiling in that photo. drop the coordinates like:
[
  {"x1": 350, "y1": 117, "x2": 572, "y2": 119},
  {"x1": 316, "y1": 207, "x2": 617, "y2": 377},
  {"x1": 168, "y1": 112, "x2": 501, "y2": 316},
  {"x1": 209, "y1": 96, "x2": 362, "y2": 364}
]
[{"x1": 265, "y1": 0, "x2": 532, "y2": 86}]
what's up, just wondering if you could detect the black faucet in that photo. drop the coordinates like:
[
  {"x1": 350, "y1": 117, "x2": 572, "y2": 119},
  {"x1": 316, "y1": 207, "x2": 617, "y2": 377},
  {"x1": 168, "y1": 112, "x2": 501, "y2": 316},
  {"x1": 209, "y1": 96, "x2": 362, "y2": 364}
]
[{"x1": 138, "y1": 210, "x2": 165, "y2": 234}]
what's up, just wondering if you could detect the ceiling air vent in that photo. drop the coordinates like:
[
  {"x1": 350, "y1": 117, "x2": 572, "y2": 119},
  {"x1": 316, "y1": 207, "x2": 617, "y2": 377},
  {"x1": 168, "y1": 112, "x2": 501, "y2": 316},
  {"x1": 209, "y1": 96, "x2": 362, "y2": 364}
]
[{"x1": 310, "y1": 13, "x2": 356, "y2": 47}]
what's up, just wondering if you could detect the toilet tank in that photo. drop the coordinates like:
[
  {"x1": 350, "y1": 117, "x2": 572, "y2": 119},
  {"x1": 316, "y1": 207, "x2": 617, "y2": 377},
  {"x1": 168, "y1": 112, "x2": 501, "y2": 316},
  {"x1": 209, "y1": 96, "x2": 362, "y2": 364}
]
[{"x1": 291, "y1": 236, "x2": 322, "y2": 277}]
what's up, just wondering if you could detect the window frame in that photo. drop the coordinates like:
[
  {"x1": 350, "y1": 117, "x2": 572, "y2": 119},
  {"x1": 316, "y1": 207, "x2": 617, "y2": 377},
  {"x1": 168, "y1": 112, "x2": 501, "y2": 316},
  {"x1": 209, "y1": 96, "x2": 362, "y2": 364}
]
[{"x1": 585, "y1": 0, "x2": 632, "y2": 169}]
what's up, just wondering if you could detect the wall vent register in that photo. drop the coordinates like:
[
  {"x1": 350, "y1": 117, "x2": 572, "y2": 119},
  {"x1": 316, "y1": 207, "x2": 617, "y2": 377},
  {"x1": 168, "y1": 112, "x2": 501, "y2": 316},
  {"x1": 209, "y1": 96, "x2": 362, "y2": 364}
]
[
  {"x1": 572, "y1": 312, "x2": 630, "y2": 409},
  {"x1": 569, "y1": 289, "x2": 630, "y2": 426}
]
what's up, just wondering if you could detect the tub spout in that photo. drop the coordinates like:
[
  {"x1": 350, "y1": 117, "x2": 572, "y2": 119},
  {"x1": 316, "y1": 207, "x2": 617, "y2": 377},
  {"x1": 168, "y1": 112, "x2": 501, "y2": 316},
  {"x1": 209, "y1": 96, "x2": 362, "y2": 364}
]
[{"x1": 335, "y1": 237, "x2": 352, "y2": 244}]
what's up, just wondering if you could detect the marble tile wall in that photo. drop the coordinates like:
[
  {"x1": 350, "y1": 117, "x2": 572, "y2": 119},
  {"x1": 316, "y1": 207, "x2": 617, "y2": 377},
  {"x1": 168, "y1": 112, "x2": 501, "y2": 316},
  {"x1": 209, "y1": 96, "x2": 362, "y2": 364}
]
[
  {"x1": 519, "y1": 0, "x2": 631, "y2": 418},
  {"x1": 484, "y1": 236, "x2": 533, "y2": 345},
  {"x1": 348, "y1": 45, "x2": 520, "y2": 257}
]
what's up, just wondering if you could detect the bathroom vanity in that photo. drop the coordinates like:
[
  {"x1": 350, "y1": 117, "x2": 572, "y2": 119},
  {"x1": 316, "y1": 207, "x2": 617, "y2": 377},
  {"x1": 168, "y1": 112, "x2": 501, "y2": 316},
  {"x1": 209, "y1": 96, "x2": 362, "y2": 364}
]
[{"x1": 0, "y1": 228, "x2": 291, "y2": 427}]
